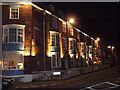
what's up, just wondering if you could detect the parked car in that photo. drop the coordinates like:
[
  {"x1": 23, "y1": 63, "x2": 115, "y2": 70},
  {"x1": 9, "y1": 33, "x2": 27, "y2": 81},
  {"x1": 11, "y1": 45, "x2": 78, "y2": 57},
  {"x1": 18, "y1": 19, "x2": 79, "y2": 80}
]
[{"x1": 2, "y1": 78, "x2": 14, "y2": 88}]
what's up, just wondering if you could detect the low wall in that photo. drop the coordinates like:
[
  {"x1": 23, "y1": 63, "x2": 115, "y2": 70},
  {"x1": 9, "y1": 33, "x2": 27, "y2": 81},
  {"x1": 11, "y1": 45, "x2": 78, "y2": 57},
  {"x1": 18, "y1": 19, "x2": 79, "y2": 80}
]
[{"x1": 22, "y1": 64, "x2": 110, "y2": 82}]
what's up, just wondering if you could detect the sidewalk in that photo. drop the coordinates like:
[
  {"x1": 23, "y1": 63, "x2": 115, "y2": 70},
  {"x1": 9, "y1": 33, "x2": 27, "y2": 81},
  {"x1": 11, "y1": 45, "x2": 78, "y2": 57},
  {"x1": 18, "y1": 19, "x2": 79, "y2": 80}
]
[{"x1": 9, "y1": 66, "x2": 119, "y2": 89}]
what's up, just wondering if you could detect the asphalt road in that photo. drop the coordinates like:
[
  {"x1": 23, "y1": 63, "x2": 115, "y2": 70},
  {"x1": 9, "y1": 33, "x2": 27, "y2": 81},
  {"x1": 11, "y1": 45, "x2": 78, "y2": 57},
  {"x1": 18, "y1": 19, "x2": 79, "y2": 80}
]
[{"x1": 7, "y1": 66, "x2": 120, "y2": 90}]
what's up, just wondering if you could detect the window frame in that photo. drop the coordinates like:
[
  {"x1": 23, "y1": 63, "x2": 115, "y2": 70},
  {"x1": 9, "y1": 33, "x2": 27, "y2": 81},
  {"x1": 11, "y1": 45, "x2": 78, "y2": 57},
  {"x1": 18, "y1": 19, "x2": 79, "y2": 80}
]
[
  {"x1": 62, "y1": 22, "x2": 66, "y2": 33},
  {"x1": 10, "y1": 7, "x2": 19, "y2": 19},
  {"x1": 63, "y1": 37, "x2": 67, "y2": 49},
  {"x1": 3, "y1": 52, "x2": 24, "y2": 70},
  {"x1": 69, "y1": 38, "x2": 76, "y2": 51},
  {"x1": 51, "y1": 53, "x2": 61, "y2": 68},
  {"x1": 70, "y1": 25, "x2": 74, "y2": 36},
  {"x1": 50, "y1": 31, "x2": 60, "y2": 47},
  {"x1": 3, "y1": 24, "x2": 25, "y2": 43}
]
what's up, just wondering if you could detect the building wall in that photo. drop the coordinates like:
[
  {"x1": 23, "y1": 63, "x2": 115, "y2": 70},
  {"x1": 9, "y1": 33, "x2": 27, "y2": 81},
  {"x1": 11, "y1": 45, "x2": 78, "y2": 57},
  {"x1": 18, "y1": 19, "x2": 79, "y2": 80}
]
[
  {"x1": 0, "y1": 4, "x2": 2, "y2": 89},
  {"x1": 1, "y1": 3, "x2": 104, "y2": 76}
]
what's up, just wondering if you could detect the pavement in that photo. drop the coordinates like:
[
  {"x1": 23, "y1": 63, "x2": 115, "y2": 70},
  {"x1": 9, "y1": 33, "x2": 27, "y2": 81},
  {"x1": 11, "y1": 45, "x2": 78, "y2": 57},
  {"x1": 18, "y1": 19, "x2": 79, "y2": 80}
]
[{"x1": 4, "y1": 65, "x2": 120, "y2": 90}]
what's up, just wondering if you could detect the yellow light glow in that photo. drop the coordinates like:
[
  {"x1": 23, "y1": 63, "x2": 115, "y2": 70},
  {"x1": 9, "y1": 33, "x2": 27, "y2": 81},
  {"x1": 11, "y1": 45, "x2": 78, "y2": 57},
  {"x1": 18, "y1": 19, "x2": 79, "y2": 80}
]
[
  {"x1": 95, "y1": 40, "x2": 98, "y2": 43},
  {"x1": 69, "y1": 18, "x2": 74, "y2": 24},
  {"x1": 19, "y1": 2, "x2": 32, "y2": 5},
  {"x1": 31, "y1": 52, "x2": 36, "y2": 56},
  {"x1": 24, "y1": 52, "x2": 30, "y2": 56},
  {"x1": 47, "y1": 33, "x2": 51, "y2": 57},
  {"x1": 96, "y1": 38, "x2": 100, "y2": 41},
  {"x1": 70, "y1": 54, "x2": 74, "y2": 58},
  {"x1": 112, "y1": 46, "x2": 115, "y2": 49},
  {"x1": 45, "y1": 10, "x2": 52, "y2": 15},
  {"x1": 76, "y1": 53, "x2": 78, "y2": 59},
  {"x1": 107, "y1": 46, "x2": 111, "y2": 48},
  {"x1": 93, "y1": 61, "x2": 97, "y2": 64},
  {"x1": 18, "y1": 63, "x2": 23, "y2": 69},
  {"x1": 60, "y1": 36, "x2": 64, "y2": 58}
]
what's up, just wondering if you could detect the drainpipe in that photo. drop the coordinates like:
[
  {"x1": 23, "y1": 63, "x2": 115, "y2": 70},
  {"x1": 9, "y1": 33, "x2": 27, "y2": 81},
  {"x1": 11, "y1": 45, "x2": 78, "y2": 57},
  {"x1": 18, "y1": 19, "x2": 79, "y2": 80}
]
[{"x1": 43, "y1": 11, "x2": 46, "y2": 71}]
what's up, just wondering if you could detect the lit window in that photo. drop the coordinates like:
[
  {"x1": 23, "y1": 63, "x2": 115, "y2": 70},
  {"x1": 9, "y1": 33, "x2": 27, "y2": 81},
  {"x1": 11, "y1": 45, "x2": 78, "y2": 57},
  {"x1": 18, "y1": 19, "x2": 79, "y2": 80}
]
[
  {"x1": 62, "y1": 22, "x2": 66, "y2": 33},
  {"x1": 10, "y1": 8, "x2": 19, "y2": 19},
  {"x1": 3, "y1": 25, "x2": 25, "y2": 43},
  {"x1": 70, "y1": 25, "x2": 73, "y2": 36},
  {"x1": 50, "y1": 33, "x2": 60, "y2": 46},
  {"x1": 3, "y1": 53, "x2": 23, "y2": 70}
]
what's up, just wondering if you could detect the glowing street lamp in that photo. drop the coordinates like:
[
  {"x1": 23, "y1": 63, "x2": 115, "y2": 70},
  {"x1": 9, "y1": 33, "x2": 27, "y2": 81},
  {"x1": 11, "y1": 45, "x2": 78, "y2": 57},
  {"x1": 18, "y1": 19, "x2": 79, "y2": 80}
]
[
  {"x1": 96, "y1": 38, "x2": 100, "y2": 41},
  {"x1": 107, "y1": 46, "x2": 111, "y2": 49},
  {"x1": 112, "y1": 46, "x2": 115, "y2": 49},
  {"x1": 69, "y1": 18, "x2": 75, "y2": 24}
]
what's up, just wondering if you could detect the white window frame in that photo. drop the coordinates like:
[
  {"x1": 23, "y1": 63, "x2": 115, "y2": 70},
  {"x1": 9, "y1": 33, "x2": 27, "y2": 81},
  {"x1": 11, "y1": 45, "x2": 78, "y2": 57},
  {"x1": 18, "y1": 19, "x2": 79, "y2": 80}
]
[
  {"x1": 2, "y1": 52, "x2": 24, "y2": 70},
  {"x1": 51, "y1": 53, "x2": 61, "y2": 68},
  {"x1": 50, "y1": 31, "x2": 60, "y2": 47},
  {"x1": 69, "y1": 38, "x2": 76, "y2": 51},
  {"x1": 62, "y1": 22, "x2": 66, "y2": 33},
  {"x1": 3, "y1": 24, "x2": 25, "y2": 43},
  {"x1": 10, "y1": 7, "x2": 19, "y2": 19}
]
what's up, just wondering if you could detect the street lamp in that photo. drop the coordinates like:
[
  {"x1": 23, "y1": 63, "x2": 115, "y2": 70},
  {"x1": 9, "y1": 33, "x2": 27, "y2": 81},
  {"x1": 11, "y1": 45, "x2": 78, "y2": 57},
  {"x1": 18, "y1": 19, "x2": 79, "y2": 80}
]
[
  {"x1": 96, "y1": 38, "x2": 100, "y2": 41},
  {"x1": 69, "y1": 18, "x2": 75, "y2": 24},
  {"x1": 107, "y1": 46, "x2": 111, "y2": 49}
]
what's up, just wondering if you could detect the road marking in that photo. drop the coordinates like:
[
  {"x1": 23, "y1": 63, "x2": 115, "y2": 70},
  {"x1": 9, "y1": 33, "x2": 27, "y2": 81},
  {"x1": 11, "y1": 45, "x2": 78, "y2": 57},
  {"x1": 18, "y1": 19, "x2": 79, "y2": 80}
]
[
  {"x1": 83, "y1": 81, "x2": 120, "y2": 90},
  {"x1": 106, "y1": 81, "x2": 120, "y2": 86},
  {"x1": 50, "y1": 84, "x2": 56, "y2": 86},
  {"x1": 31, "y1": 85, "x2": 39, "y2": 88},
  {"x1": 41, "y1": 84, "x2": 46, "y2": 86}
]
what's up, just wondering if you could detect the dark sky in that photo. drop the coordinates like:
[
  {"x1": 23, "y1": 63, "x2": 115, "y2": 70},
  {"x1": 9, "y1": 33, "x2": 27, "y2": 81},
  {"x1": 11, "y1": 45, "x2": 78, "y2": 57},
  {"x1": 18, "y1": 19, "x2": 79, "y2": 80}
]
[{"x1": 37, "y1": 2, "x2": 119, "y2": 53}]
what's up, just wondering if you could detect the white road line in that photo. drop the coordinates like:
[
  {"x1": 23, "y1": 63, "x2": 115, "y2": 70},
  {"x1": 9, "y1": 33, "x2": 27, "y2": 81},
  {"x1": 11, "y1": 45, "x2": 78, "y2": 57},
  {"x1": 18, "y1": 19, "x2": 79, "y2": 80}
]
[
  {"x1": 41, "y1": 84, "x2": 46, "y2": 86},
  {"x1": 88, "y1": 82, "x2": 106, "y2": 88},
  {"x1": 31, "y1": 85, "x2": 39, "y2": 88},
  {"x1": 85, "y1": 81, "x2": 120, "y2": 90},
  {"x1": 87, "y1": 87, "x2": 96, "y2": 90},
  {"x1": 106, "y1": 81, "x2": 120, "y2": 86}
]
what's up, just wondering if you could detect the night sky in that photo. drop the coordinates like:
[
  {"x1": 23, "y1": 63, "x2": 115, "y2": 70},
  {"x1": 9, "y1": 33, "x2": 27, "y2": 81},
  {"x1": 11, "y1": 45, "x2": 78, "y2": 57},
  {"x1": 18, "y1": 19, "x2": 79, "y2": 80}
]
[{"x1": 36, "y1": 2, "x2": 119, "y2": 53}]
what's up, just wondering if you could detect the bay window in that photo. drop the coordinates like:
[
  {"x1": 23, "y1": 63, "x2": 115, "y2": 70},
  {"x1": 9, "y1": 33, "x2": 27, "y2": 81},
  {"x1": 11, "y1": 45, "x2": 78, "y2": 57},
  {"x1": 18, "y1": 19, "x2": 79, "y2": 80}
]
[
  {"x1": 3, "y1": 25, "x2": 25, "y2": 43},
  {"x1": 69, "y1": 39, "x2": 76, "y2": 50},
  {"x1": 3, "y1": 53, "x2": 24, "y2": 70},
  {"x1": 50, "y1": 32, "x2": 60, "y2": 47}
]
